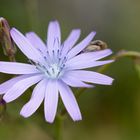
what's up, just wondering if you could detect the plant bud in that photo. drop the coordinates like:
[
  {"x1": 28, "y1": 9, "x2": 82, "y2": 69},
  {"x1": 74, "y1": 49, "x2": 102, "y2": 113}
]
[
  {"x1": 0, "y1": 17, "x2": 16, "y2": 61},
  {"x1": 83, "y1": 40, "x2": 108, "y2": 53}
]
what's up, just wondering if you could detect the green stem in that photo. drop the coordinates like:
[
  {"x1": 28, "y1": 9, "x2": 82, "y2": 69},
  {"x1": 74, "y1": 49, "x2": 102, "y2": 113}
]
[
  {"x1": 9, "y1": 55, "x2": 16, "y2": 62},
  {"x1": 54, "y1": 115, "x2": 63, "y2": 140},
  {"x1": 98, "y1": 50, "x2": 140, "y2": 73},
  {"x1": 115, "y1": 50, "x2": 140, "y2": 59}
]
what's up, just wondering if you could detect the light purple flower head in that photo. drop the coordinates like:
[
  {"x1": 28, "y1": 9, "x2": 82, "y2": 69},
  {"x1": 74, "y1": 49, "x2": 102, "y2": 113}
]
[{"x1": 0, "y1": 20, "x2": 114, "y2": 123}]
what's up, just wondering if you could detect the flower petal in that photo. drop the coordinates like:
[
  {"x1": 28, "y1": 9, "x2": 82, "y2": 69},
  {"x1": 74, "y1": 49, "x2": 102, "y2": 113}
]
[
  {"x1": 65, "y1": 60, "x2": 114, "y2": 70},
  {"x1": 0, "y1": 75, "x2": 33, "y2": 94},
  {"x1": 44, "y1": 80, "x2": 59, "y2": 123},
  {"x1": 67, "y1": 31, "x2": 96, "y2": 59},
  {"x1": 0, "y1": 62, "x2": 40, "y2": 74},
  {"x1": 66, "y1": 49, "x2": 112, "y2": 64},
  {"x1": 20, "y1": 79, "x2": 46, "y2": 118},
  {"x1": 10, "y1": 28, "x2": 45, "y2": 63},
  {"x1": 58, "y1": 80, "x2": 82, "y2": 121},
  {"x1": 65, "y1": 70, "x2": 114, "y2": 85},
  {"x1": 26, "y1": 32, "x2": 47, "y2": 53},
  {"x1": 61, "y1": 74, "x2": 93, "y2": 88},
  {"x1": 61, "y1": 29, "x2": 81, "y2": 58},
  {"x1": 47, "y1": 20, "x2": 61, "y2": 56},
  {"x1": 3, "y1": 74, "x2": 43, "y2": 103}
]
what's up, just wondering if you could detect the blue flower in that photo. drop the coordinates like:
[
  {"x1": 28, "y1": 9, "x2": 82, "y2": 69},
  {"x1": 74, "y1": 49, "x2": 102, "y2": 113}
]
[{"x1": 0, "y1": 20, "x2": 114, "y2": 123}]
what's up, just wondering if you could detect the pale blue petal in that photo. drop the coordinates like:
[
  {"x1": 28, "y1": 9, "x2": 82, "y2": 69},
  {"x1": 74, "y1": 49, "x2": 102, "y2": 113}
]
[
  {"x1": 0, "y1": 62, "x2": 40, "y2": 74},
  {"x1": 61, "y1": 74, "x2": 93, "y2": 88},
  {"x1": 10, "y1": 28, "x2": 45, "y2": 63},
  {"x1": 58, "y1": 80, "x2": 82, "y2": 121},
  {"x1": 3, "y1": 74, "x2": 43, "y2": 103},
  {"x1": 47, "y1": 21, "x2": 61, "y2": 56},
  {"x1": 67, "y1": 31, "x2": 96, "y2": 59},
  {"x1": 65, "y1": 60, "x2": 114, "y2": 70},
  {"x1": 61, "y1": 29, "x2": 81, "y2": 58},
  {"x1": 66, "y1": 49, "x2": 112, "y2": 64},
  {"x1": 65, "y1": 70, "x2": 114, "y2": 85},
  {"x1": 44, "y1": 80, "x2": 59, "y2": 123},
  {"x1": 20, "y1": 79, "x2": 46, "y2": 118},
  {"x1": 0, "y1": 75, "x2": 33, "y2": 94},
  {"x1": 26, "y1": 32, "x2": 47, "y2": 53},
  {"x1": 53, "y1": 37, "x2": 60, "y2": 54}
]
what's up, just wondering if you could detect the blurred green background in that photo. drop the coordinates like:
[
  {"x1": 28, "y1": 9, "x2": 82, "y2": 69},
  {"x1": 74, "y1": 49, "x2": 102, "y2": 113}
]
[{"x1": 0, "y1": 0, "x2": 140, "y2": 140}]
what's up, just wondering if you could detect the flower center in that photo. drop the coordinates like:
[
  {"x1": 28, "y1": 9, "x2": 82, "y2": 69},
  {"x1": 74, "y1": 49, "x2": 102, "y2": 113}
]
[
  {"x1": 46, "y1": 63, "x2": 60, "y2": 78},
  {"x1": 31, "y1": 54, "x2": 66, "y2": 79},
  {"x1": 30, "y1": 46, "x2": 67, "y2": 79},
  {"x1": 34, "y1": 62, "x2": 63, "y2": 79}
]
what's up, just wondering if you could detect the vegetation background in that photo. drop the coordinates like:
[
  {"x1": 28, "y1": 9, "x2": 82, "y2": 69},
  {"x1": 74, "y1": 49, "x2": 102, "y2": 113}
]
[{"x1": 0, "y1": 0, "x2": 140, "y2": 140}]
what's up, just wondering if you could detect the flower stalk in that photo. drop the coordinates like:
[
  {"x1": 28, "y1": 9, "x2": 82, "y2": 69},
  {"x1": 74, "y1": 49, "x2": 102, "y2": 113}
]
[
  {"x1": 54, "y1": 115, "x2": 63, "y2": 140},
  {"x1": 98, "y1": 50, "x2": 140, "y2": 73}
]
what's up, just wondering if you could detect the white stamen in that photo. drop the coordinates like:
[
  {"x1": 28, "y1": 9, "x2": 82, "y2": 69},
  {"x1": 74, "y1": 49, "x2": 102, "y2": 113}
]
[{"x1": 33, "y1": 50, "x2": 65, "y2": 79}]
